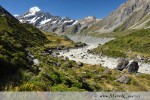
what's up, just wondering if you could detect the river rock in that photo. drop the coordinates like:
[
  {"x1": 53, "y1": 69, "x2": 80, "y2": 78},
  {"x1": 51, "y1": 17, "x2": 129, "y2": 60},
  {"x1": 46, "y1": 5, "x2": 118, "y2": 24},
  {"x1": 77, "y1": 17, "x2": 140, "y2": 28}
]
[
  {"x1": 76, "y1": 43, "x2": 87, "y2": 48},
  {"x1": 87, "y1": 49, "x2": 92, "y2": 53},
  {"x1": 59, "y1": 55, "x2": 64, "y2": 58},
  {"x1": 70, "y1": 54, "x2": 73, "y2": 56},
  {"x1": 128, "y1": 61, "x2": 139, "y2": 73},
  {"x1": 116, "y1": 58, "x2": 129, "y2": 71},
  {"x1": 64, "y1": 57, "x2": 69, "y2": 61},
  {"x1": 44, "y1": 48, "x2": 53, "y2": 54},
  {"x1": 57, "y1": 45, "x2": 64, "y2": 50},
  {"x1": 117, "y1": 76, "x2": 130, "y2": 84},
  {"x1": 77, "y1": 62, "x2": 83, "y2": 67},
  {"x1": 56, "y1": 52, "x2": 60, "y2": 55},
  {"x1": 101, "y1": 60, "x2": 105, "y2": 62}
]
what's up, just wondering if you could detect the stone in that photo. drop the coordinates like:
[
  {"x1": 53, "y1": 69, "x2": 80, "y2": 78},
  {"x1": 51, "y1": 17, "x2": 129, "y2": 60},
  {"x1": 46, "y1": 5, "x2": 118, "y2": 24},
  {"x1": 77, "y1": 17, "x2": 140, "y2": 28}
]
[
  {"x1": 59, "y1": 56, "x2": 64, "y2": 58},
  {"x1": 128, "y1": 61, "x2": 139, "y2": 73},
  {"x1": 117, "y1": 76, "x2": 130, "y2": 84},
  {"x1": 101, "y1": 60, "x2": 105, "y2": 62},
  {"x1": 66, "y1": 48, "x2": 70, "y2": 52},
  {"x1": 33, "y1": 59, "x2": 40, "y2": 65},
  {"x1": 70, "y1": 54, "x2": 73, "y2": 56},
  {"x1": 64, "y1": 57, "x2": 69, "y2": 61},
  {"x1": 116, "y1": 58, "x2": 129, "y2": 71},
  {"x1": 56, "y1": 52, "x2": 60, "y2": 55},
  {"x1": 77, "y1": 62, "x2": 83, "y2": 67},
  {"x1": 57, "y1": 45, "x2": 64, "y2": 50},
  {"x1": 115, "y1": 75, "x2": 121, "y2": 79},
  {"x1": 103, "y1": 69, "x2": 111, "y2": 74},
  {"x1": 87, "y1": 49, "x2": 92, "y2": 53},
  {"x1": 38, "y1": 67, "x2": 42, "y2": 71},
  {"x1": 56, "y1": 62, "x2": 61, "y2": 67}
]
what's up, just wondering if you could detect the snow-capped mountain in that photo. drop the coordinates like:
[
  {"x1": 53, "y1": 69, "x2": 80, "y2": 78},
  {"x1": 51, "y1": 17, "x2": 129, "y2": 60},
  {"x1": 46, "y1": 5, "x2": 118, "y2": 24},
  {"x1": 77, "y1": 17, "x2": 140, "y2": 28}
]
[
  {"x1": 16, "y1": 6, "x2": 100, "y2": 34},
  {"x1": 16, "y1": 6, "x2": 77, "y2": 34}
]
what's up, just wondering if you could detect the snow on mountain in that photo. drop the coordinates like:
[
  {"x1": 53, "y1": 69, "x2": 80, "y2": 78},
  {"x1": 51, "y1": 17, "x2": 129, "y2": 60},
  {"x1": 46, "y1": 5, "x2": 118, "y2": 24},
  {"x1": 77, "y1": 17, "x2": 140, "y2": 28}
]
[
  {"x1": 16, "y1": 6, "x2": 100, "y2": 34},
  {"x1": 16, "y1": 6, "x2": 77, "y2": 34},
  {"x1": 40, "y1": 18, "x2": 52, "y2": 25},
  {"x1": 28, "y1": 6, "x2": 41, "y2": 14},
  {"x1": 14, "y1": 14, "x2": 19, "y2": 17}
]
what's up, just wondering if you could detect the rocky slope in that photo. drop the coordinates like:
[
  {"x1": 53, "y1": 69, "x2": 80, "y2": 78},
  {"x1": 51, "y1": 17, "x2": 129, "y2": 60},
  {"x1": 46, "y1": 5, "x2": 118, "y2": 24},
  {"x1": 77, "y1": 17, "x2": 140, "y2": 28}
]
[
  {"x1": 16, "y1": 7, "x2": 100, "y2": 34},
  {"x1": 91, "y1": 0, "x2": 150, "y2": 33},
  {"x1": 64, "y1": 16, "x2": 101, "y2": 34},
  {"x1": 16, "y1": 0, "x2": 150, "y2": 35},
  {"x1": 16, "y1": 6, "x2": 77, "y2": 34}
]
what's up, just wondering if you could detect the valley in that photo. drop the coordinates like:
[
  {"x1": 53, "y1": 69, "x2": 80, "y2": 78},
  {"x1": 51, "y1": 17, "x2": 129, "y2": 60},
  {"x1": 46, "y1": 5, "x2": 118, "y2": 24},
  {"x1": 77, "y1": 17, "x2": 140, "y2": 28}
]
[
  {"x1": 57, "y1": 37, "x2": 150, "y2": 74},
  {"x1": 0, "y1": 0, "x2": 150, "y2": 92}
]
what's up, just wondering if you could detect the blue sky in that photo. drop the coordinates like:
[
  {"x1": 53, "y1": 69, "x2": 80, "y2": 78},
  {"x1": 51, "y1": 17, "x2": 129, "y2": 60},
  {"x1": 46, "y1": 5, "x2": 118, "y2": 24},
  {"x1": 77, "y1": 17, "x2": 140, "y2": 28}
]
[{"x1": 0, "y1": 0, "x2": 127, "y2": 20}]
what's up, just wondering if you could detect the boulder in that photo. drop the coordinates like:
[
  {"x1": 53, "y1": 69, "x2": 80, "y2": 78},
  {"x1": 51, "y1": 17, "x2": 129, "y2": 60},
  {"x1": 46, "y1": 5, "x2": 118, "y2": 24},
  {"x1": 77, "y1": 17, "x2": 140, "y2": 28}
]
[
  {"x1": 56, "y1": 62, "x2": 61, "y2": 67},
  {"x1": 87, "y1": 49, "x2": 92, "y2": 53},
  {"x1": 117, "y1": 76, "x2": 130, "y2": 84},
  {"x1": 33, "y1": 59, "x2": 40, "y2": 65},
  {"x1": 64, "y1": 57, "x2": 69, "y2": 61},
  {"x1": 101, "y1": 60, "x2": 105, "y2": 62},
  {"x1": 70, "y1": 54, "x2": 73, "y2": 56},
  {"x1": 56, "y1": 52, "x2": 60, "y2": 55},
  {"x1": 116, "y1": 58, "x2": 129, "y2": 71},
  {"x1": 77, "y1": 62, "x2": 83, "y2": 67},
  {"x1": 128, "y1": 61, "x2": 139, "y2": 73},
  {"x1": 103, "y1": 69, "x2": 111, "y2": 74},
  {"x1": 38, "y1": 67, "x2": 42, "y2": 71},
  {"x1": 56, "y1": 45, "x2": 64, "y2": 50},
  {"x1": 66, "y1": 48, "x2": 70, "y2": 52}
]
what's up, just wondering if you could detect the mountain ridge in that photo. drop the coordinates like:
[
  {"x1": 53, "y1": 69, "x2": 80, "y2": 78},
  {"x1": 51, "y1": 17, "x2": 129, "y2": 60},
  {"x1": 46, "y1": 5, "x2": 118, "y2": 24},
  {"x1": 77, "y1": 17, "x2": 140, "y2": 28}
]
[
  {"x1": 16, "y1": 6, "x2": 100, "y2": 34},
  {"x1": 17, "y1": 6, "x2": 76, "y2": 34},
  {"x1": 16, "y1": 0, "x2": 150, "y2": 35},
  {"x1": 93, "y1": 0, "x2": 150, "y2": 33}
]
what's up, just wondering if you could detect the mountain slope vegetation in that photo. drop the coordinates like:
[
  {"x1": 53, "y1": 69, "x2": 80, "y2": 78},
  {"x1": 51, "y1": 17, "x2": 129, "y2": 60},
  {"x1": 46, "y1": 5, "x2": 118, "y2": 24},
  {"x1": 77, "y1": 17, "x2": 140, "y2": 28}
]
[
  {"x1": 0, "y1": 6, "x2": 50, "y2": 77},
  {"x1": 92, "y1": 29, "x2": 150, "y2": 59},
  {"x1": 1, "y1": 4, "x2": 150, "y2": 92}
]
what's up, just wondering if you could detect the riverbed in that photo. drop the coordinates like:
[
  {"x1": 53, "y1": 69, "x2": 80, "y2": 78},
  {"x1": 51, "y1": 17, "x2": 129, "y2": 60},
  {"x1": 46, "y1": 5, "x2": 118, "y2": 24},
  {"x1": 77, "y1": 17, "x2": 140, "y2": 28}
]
[{"x1": 58, "y1": 37, "x2": 150, "y2": 74}]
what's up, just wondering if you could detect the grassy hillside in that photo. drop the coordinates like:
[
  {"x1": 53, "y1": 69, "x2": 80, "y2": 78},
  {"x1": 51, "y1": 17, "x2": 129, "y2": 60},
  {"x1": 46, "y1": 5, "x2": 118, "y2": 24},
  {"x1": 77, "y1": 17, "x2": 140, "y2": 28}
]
[
  {"x1": 1, "y1": 22, "x2": 150, "y2": 91},
  {"x1": 1, "y1": 6, "x2": 150, "y2": 92},
  {"x1": 92, "y1": 29, "x2": 150, "y2": 59},
  {"x1": 0, "y1": 12, "x2": 50, "y2": 77},
  {"x1": 2, "y1": 51, "x2": 150, "y2": 91}
]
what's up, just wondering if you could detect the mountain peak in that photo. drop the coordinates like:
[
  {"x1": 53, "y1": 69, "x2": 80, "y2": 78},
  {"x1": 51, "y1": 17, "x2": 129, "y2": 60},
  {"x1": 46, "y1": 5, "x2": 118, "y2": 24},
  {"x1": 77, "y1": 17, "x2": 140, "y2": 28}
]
[{"x1": 28, "y1": 6, "x2": 41, "y2": 14}]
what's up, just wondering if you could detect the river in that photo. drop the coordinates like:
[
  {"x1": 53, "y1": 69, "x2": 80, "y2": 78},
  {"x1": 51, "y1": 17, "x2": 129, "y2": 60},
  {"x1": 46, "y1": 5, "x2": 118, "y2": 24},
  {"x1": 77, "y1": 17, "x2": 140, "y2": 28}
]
[{"x1": 58, "y1": 36, "x2": 150, "y2": 74}]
